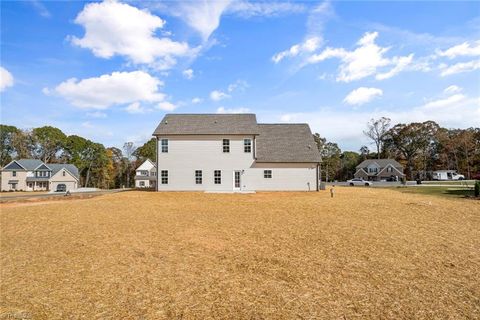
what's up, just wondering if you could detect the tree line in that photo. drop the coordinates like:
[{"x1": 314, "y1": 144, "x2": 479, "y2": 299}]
[
  {"x1": 1, "y1": 119, "x2": 479, "y2": 187},
  {"x1": 314, "y1": 118, "x2": 480, "y2": 181},
  {"x1": 0, "y1": 125, "x2": 156, "y2": 188}
]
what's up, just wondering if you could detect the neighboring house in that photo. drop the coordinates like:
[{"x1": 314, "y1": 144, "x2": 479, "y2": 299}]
[
  {"x1": 354, "y1": 159, "x2": 404, "y2": 181},
  {"x1": 1, "y1": 159, "x2": 79, "y2": 192},
  {"x1": 134, "y1": 159, "x2": 157, "y2": 188},
  {"x1": 152, "y1": 114, "x2": 321, "y2": 192}
]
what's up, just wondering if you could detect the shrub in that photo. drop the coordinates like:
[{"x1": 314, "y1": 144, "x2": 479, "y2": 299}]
[{"x1": 475, "y1": 180, "x2": 480, "y2": 197}]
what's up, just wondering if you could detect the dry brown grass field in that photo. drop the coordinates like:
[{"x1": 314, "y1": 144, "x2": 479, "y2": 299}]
[{"x1": 1, "y1": 188, "x2": 479, "y2": 319}]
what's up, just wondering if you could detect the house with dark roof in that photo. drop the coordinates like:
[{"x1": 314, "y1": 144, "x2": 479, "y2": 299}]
[
  {"x1": 1, "y1": 159, "x2": 79, "y2": 192},
  {"x1": 152, "y1": 114, "x2": 322, "y2": 191},
  {"x1": 354, "y1": 159, "x2": 404, "y2": 181}
]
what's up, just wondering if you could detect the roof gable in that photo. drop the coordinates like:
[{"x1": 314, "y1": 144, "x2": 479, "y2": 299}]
[
  {"x1": 3, "y1": 160, "x2": 26, "y2": 171},
  {"x1": 48, "y1": 164, "x2": 80, "y2": 179},
  {"x1": 137, "y1": 159, "x2": 156, "y2": 171},
  {"x1": 255, "y1": 124, "x2": 321, "y2": 163},
  {"x1": 17, "y1": 159, "x2": 44, "y2": 170},
  {"x1": 153, "y1": 114, "x2": 259, "y2": 135},
  {"x1": 35, "y1": 163, "x2": 51, "y2": 171}
]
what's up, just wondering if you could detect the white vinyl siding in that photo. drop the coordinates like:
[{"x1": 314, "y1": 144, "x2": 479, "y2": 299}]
[{"x1": 155, "y1": 135, "x2": 318, "y2": 191}]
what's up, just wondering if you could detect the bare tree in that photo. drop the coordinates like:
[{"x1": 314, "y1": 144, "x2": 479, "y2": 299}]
[
  {"x1": 363, "y1": 117, "x2": 391, "y2": 159},
  {"x1": 123, "y1": 142, "x2": 136, "y2": 188}
]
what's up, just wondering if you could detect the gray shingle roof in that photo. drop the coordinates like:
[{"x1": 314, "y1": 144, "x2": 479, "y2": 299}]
[
  {"x1": 153, "y1": 114, "x2": 259, "y2": 135},
  {"x1": 255, "y1": 124, "x2": 322, "y2": 163},
  {"x1": 49, "y1": 164, "x2": 80, "y2": 179},
  {"x1": 17, "y1": 159, "x2": 44, "y2": 170},
  {"x1": 356, "y1": 159, "x2": 403, "y2": 169}
]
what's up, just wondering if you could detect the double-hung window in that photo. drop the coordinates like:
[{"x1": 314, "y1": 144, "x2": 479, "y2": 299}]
[
  {"x1": 195, "y1": 170, "x2": 202, "y2": 184},
  {"x1": 161, "y1": 139, "x2": 169, "y2": 153},
  {"x1": 222, "y1": 139, "x2": 230, "y2": 153},
  {"x1": 214, "y1": 170, "x2": 221, "y2": 184},
  {"x1": 244, "y1": 139, "x2": 252, "y2": 153},
  {"x1": 161, "y1": 170, "x2": 168, "y2": 184},
  {"x1": 12, "y1": 171, "x2": 16, "y2": 177},
  {"x1": 264, "y1": 170, "x2": 272, "y2": 178}
]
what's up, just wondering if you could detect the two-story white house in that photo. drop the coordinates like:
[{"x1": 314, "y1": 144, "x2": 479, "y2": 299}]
[
  {"x1": 134, "y1": 159, "x2": 157, "y2": 188},
  {"x1": 152, "y1": 114, "x2": 322, "y2": 192},
  {"x1": 1, "y1": 159, "x2": 79, "y2": 192}
]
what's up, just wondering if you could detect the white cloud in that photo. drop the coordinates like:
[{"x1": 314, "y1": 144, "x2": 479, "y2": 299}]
[
  {"x1": 182, "y1": 68, "x2": 194, "y2": 79},
  {"x1": 227, "y1": 79, "x2": 249, "y2": 92},
  {"x1": 306, "y1": 32, "x2": 414, "y2": 82},
  {"x1": 343, "y1": 87, "x2": 383, "y2": 106},
  {"x1": 272, "y1": 37, "x2": 322, "y2": 63},
  {"x1": 275, "y1": 91, "x2": 480, "y2": 150},
  {"x1": 227, "y1": 1, "x2": 305, "y2": 18},
  {"x1": 422, "y1": 94, "x2": 466, "y2": 109},
  {"x1": 272, "y1": 2, "x2": 332, "y2": 64},
  {"x1": 444, "y1": 85, "x2": 462, "y2": 94},
  {"x1": 156, "y1": 101, "x2": 177, "y2": 111},
  {"x1": 0, "y1": 67, "x2": 14, "y2": 92},
  {"x1": 86, "y1": 111, "x2": 107, "y2": 118},
  {"x1": 70, "y1": 1, "x2": 192, "y2": 68},
  {"x1": 375, "y1": 54, "x2": 414, "y2": 80},
  {"x1": 437, "y1": 41, "x2": 480, "y2": 59},
  {"x1": 210, "y1": 90, "x2": 231, "y2": 101},
  {"x1": 125, "y1": 102, "x2": 150, "y2": 114},
  {"x1": 191, "y1": 97, "x2": 203, "y2": 104},
  {"x1": 216, "y1": 106, "x2": 250, "y2": 114},
  {"x1": 439, "y1": 60, "x2": 480, "y2": 76},
  {"x1": 176, "y1": 1, "x2": 232, "y2": 41},
  {"x1": 30, "y1": 0, "x2": 51, "y2": 18},
  {"x1": 49, "y1": 71, "x2": 165, "y2": 109}
]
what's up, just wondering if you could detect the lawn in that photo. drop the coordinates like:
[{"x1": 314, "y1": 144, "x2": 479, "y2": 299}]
[
  {"x1": 1, "y1": 189, "x2": 479, "y2": 319},
  {"x1": 389, "y1": 186, "x2": 475, "y2": 198}
]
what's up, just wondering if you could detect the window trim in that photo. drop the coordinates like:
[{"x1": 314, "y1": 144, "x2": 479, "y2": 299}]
[
  {"x1": 161, "y1": 139, "x2": 169, "y2": 153},
  {"x1": 214, "y1": 170, "x2": 221, "y2": 184},
  {"x1": 222, "y1": 139, "x2": 230, "y2": 153},
  {"x1": 161, "y1": 170, "x2": 168, "y2": 184},
  {"x1": 244, "y1": 138, "x2": 252, "y2": 153},
  {"x1": 195, "y1": 170, "x2": 203, "y2": 184},
  {"x1": 264, "y1": 170, "x2": 272, "y2": 179}
]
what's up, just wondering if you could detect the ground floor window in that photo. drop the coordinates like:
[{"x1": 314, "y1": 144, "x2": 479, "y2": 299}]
[
  {"x1": 264, "y1": 170, "x2": 272, "y2": 178},
  {"x1": 195, "y1": 170, "x2": 202, "y2": 184},
  {"x1": 214, "y1": 170, "x2": 221, "y2": 184},
  {"x1": 139, "y1": 181, "x2": 145, "y2": 187},
  {"x1": 161, "y1": 170, "x2": 168, "y2": 184}
]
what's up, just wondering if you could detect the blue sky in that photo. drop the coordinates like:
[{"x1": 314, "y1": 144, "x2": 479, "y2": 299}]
[{"x1": 1, "y1": 1, "x2": 479, "y2": 151}]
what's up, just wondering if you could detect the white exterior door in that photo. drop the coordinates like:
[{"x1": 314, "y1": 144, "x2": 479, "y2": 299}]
[{"x1": 233, "y1": 171, "x2": 241, "y2": 191}]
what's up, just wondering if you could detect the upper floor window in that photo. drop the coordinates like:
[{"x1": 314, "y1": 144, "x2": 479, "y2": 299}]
[
  {"x1": 214, "y1": 170, "x2": 221, "y2": 184},
  {"x1": 368, "y1": 167, "x2": 378, "y2": 173},
  {"x1": 161, "y1": 170, "x2": 168, "y2": 184},
  {"x1": 62, "y1": 171, "x2": 66, "y2": 176},
  {"x1": 12, "y1": 171, "x2": 16, "y2": 177},
  {"x1": 222, "y1": 139, "x2": 230, "y2": 153},
  {"x1": 161, "y1": 139, "x2": 168, "y2": 153},
  {"x1": 244, "y1": 139, "x2": 252, "y2": 153},
  {"x1": 386, "y1": 167, "x2": 393, "y2": 173},
  {"x1": 264, "y1": 170, "x2": 272, "y2": 179},
  {"x1": 195, "y1": 170, "x2": 202, "y2": 184}
]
